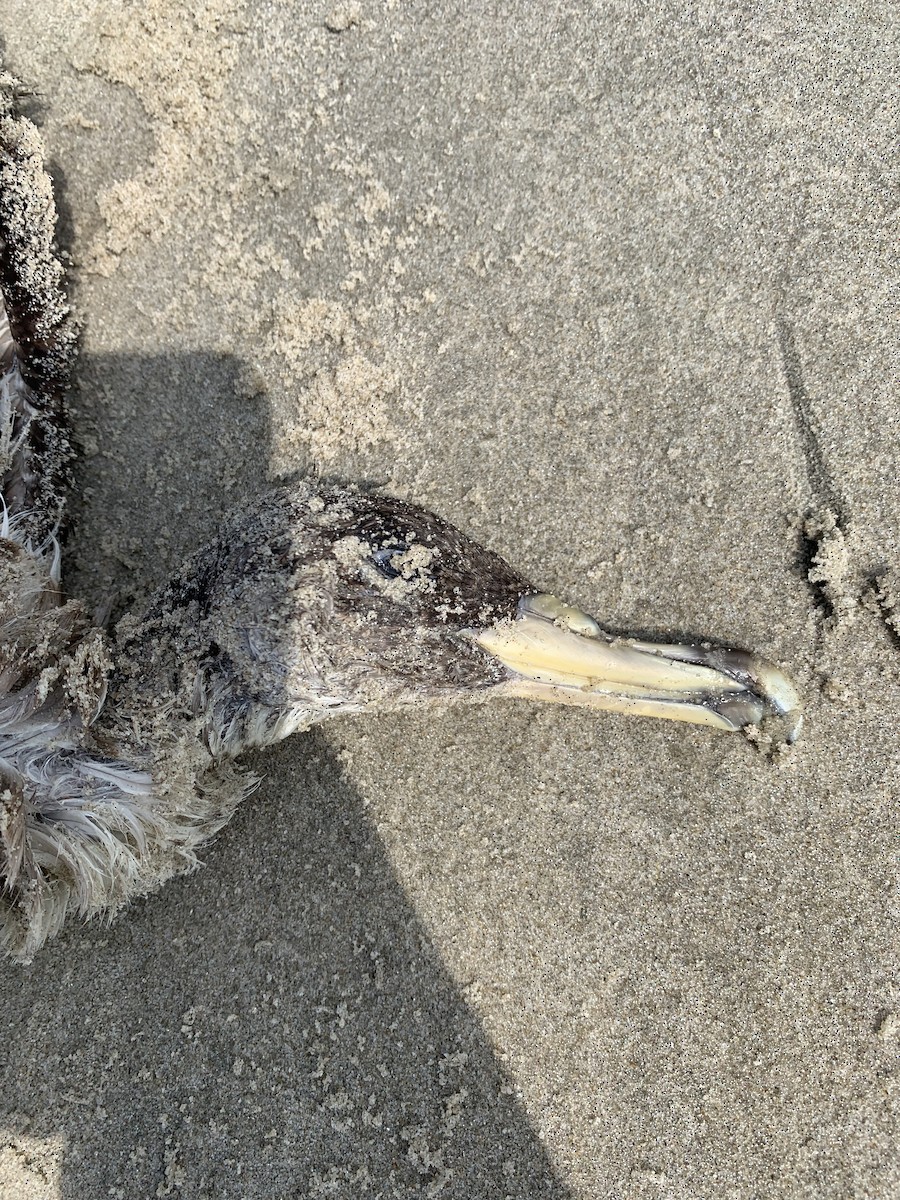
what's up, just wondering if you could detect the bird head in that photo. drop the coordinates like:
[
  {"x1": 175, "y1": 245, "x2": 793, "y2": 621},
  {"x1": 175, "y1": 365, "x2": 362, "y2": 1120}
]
[{"x1": 108, "y1": 484, "x2": 801, "y2": 761}]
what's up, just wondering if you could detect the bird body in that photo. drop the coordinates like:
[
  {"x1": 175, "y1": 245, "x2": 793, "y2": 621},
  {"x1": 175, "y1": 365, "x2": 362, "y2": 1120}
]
[{"x1": 0, "y1": 76, "x2": 801, "y2": 962}]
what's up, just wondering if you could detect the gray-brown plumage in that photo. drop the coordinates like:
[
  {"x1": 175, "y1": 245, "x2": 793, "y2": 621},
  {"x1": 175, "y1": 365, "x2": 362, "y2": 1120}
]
[{"x1": 0, "y1": 79, "x2": 801, "y2": 962}]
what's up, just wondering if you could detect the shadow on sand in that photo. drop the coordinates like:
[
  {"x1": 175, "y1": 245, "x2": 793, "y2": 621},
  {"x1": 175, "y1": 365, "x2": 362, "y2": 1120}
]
[{"x1": 0, "y1": 352, "x2": 571, "y2": 1199}]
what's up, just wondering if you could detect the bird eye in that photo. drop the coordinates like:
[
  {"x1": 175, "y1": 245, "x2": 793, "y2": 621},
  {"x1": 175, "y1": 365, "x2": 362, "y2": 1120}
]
[{"x1": 372, "y1": 544, "x2": 407, "y2": 579}]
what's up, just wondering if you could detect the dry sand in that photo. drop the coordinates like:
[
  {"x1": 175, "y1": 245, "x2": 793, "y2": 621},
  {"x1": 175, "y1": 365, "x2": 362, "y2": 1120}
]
[{"x1": 1, "y1": 2, "x2": 897, "y2": 1196}]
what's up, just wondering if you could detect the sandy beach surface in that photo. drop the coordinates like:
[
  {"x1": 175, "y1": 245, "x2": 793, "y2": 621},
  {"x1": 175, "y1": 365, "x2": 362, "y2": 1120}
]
[{"x1": 1, "y1": 2, "x2": 897, "y2": 1196}]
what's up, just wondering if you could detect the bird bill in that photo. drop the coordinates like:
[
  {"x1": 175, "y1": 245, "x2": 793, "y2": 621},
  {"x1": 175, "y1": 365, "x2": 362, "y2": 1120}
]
[{"x1": 473, "y1": 594, "x2": 802, "y2": 740}]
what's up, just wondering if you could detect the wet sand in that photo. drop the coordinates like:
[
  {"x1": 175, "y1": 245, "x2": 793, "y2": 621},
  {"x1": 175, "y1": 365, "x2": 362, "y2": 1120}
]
[{"x1": 1, "y1": 2, "x2": 897, "y2": 1196}]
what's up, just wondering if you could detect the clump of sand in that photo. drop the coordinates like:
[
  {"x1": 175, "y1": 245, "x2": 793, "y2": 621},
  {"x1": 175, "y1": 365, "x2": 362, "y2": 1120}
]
[{"x1": 74, "y1": 0, "x2": 431, "y2": 478}]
